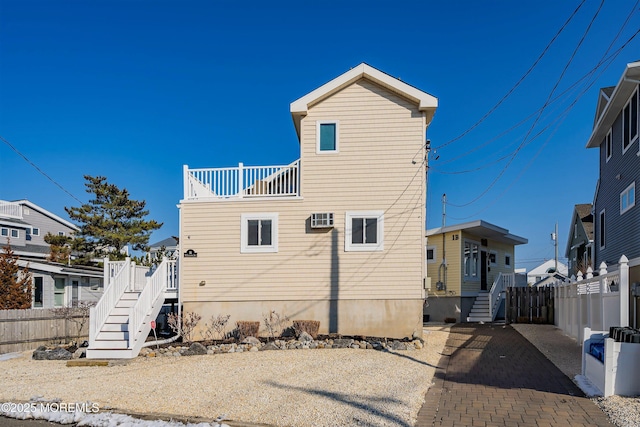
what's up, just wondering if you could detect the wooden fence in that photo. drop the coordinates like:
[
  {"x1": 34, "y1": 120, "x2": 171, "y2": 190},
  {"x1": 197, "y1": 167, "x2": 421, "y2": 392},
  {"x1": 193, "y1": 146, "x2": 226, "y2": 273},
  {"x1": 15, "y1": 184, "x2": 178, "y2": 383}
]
[
  {"x1": 505, "y1": 285, "x2": 554, "y2": 324},
  {"x1": 0, "y1": 308, "x2": 90, "y2": 353}
]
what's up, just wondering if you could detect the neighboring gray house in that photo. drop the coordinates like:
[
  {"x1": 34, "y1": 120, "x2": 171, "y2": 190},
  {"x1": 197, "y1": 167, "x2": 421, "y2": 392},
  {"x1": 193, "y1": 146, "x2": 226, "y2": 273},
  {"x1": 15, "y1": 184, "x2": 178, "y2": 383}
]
[
  {"x1": 148, "y1": 236, "x2": 178, "y2": 260},
  {"x1": 586, "y1": 61, "x2": 639, "y2": 282},
  {"x1": 0, "y1": 199, "x2": 104, "y2": 308},
  {"x1": 565, "y1": 203, "x2": 594, "y2": 277}
]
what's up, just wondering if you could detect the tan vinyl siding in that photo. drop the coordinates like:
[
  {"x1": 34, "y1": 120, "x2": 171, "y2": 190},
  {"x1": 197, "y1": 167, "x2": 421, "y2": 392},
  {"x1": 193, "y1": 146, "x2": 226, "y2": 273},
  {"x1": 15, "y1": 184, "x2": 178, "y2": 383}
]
[
  {"x1": 181, "y1": 78, "x2": 426, "y2": 304},
  {"x1": 426, "y1": 231, "x2": 462, "y2": 295}
]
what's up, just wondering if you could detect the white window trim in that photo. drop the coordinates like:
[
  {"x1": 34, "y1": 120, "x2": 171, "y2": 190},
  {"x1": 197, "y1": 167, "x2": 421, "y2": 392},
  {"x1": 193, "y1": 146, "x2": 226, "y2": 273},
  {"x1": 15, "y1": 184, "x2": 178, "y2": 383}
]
[
  {"x1": 605, "y1": 129, "x2": 612, "y2": 162},
  {"x1": 345, "y1": 210, "x2": 384, "y2": 252},
  {"x1": 1, "y1": 228, "x2": 8, "y2": 237},
  {"x1": 599, "y1": 209, "x2": 606, "y2": 250},
  {"x1": 240, "y1": 213, "x2": 278, "y2": 253},
  {"x1": 10, "y1": 229, "x2": 19, "y2": 238},
  {"x1": 316, "y1": 121, "x2": 339, "y2": 154},
  {"x1": 622, "y1": 87, "x2": 638, "y2": 155},
  {"x1": 426, "y1": 245, "x2": 437, "y2": 264},
  {"x1": 489, "y1": 250, "x2": 498, "y2": 266},
  {"x1": 621, "y1": 181, "x2": 636, "y2": 215},
  {"x1": 31, "y1": 227, "x2": 40, "y2": 236},
  {"x1": 463, "y1": 239, "x2": 480, "y2": 281}
]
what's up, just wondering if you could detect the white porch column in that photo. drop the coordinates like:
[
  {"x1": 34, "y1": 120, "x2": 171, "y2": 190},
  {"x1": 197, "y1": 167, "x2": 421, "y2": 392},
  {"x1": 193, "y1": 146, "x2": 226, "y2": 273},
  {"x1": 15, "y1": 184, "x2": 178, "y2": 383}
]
[{"x1": 238, "y1": 162, "x2": 244, "y2": 198}]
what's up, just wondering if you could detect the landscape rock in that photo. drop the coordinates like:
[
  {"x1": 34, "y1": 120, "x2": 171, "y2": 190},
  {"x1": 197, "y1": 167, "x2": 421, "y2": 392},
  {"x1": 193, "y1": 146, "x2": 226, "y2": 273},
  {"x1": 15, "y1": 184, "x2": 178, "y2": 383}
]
[
  {"x1": 388, "y1": 341, "x2": 407, "y2": 351},
  {"x1": 298, "y1": 332, "x2": 313, "y2": 342},
  {"x1": 332, "y1": 339, "x2": 354, "y2": 349},
  {"x1": 188, "y1": 342, "x2": 208, "y2": 355},
  {"x1": 241, "y1": 336, "x2": 261, "y2": 345},
  {"x1": 32, "y1": 347, "x2": 73, "y2": 360},
  {"x1": 261, "y1": 342, "x2": 280, "y2": 351},
  {"x1": 72, "y1": 348, "x2": 86, "y2": 359}
]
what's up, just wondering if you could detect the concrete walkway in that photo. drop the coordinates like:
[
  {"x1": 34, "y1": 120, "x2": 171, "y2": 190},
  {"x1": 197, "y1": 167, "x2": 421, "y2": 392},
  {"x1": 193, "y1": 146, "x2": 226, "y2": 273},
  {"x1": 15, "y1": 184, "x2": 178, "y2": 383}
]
[{"x1": 416, "y1": 324, "x2": 612, "y2": 427}]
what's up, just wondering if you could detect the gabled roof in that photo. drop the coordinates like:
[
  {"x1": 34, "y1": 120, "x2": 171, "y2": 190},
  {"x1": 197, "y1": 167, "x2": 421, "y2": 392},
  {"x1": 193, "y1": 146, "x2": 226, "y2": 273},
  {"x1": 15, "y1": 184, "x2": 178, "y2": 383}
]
[
  {"x1": 527, "y1": 259, "x2": 568, "y2": 276},
  {"x1": 564, "y1": 203, "x2": 594, "y2": 257},
  {"x1": 290, "y1": 63, "x2": 438, "y2": 139},
  {"x1": 6, "y1": 199, "x2": 78, "y2": 231},
  {"x1": 149, "y1": 236, "x2": 178, "y2": 249},
  {"x1": 586, "y1": 60, "x2": 640, "y2": 149},
  {"x1": 426, "y1": 220, "x2": 528, "y2": 246}
]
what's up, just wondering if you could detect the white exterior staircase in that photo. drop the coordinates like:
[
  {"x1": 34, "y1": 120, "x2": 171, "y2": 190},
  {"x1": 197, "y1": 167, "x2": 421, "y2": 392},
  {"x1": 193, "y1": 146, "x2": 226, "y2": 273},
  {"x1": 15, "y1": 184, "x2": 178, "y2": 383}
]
[
  {"x1": 86, "y1": 257, "x2": 177, "y2": 359},
  {"x1": 466, "y1": 272, "x2": 514, "y2": 323}
]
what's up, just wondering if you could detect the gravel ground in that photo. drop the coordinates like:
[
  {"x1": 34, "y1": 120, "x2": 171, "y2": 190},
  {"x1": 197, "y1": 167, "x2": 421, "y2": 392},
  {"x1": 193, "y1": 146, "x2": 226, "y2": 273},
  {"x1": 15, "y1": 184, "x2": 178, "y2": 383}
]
[
  {"x1": 512, "y1": 323, "x2": 640, "y2": 427},
  {"x1": 0, "y1": 326, "x2": 450, "y2": 427}
]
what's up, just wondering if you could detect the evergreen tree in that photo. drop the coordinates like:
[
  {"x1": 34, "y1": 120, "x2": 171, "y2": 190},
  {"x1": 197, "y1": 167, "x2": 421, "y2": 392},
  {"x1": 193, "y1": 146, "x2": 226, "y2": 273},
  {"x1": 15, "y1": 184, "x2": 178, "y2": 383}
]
[
  {"x1": 65, "y1": 175, "x2": 163, "y2": 262},
  {"x1": 0, "y1": 241, "x2": 33, "y2": 309},
  {"x1": 44, "y1": 232, "x2": 72, "y2": 263}
]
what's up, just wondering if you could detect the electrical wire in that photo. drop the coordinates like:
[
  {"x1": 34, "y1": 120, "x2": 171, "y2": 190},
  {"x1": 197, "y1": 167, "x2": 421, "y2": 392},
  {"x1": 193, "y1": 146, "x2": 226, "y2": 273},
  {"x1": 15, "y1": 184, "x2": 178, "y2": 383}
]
[{"x1": 0, "y1": 134, "x2": 83, "y2": 204}]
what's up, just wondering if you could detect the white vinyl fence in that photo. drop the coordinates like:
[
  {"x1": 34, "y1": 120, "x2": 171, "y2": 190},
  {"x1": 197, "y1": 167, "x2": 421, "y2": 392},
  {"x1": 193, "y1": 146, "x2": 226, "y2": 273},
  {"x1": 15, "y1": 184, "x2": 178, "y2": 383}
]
[{"x1": 554, "y1": 255, "x2": 630, "y2": 342}]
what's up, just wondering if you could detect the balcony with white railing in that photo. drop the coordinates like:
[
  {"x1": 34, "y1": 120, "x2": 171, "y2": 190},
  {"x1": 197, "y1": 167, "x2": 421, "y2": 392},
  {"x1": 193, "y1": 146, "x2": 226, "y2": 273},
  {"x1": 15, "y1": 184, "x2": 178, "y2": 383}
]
[
  {"x1": 0, "y1": 200, "x2": 23, "y2": 219},
  {"x1": 183, "y1": 160, "x2": 300, "y2": 201}
]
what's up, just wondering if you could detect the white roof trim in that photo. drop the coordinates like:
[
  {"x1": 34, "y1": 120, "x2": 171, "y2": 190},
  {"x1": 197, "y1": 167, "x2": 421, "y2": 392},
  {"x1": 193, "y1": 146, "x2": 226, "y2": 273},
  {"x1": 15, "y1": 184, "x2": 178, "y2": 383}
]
[
  {"x1": 291, "y1": 63, "x2": 437, "y2": 115},
  {"x1": 426, "y1": 219, "x2": 527, "y2": 245},
  {"x1": 14, "y1": 199, "x2": 79, "y2": 231},
  {"x1": 586, "y1": 61, "x2": 640, "y2": 149}
]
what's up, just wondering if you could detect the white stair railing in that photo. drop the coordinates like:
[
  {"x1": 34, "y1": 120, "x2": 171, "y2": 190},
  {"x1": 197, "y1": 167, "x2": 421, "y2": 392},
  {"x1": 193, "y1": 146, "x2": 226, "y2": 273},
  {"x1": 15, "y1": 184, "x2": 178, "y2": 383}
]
[
  {"x1": 488, "y1": 272, "x2": 513, "y2": 320},
  {"x1": 128, "y1": 258, "x2": 171, "y2": 350},
  {"x1": 90, "y1": 257, "x2": 132, "y2": 347}
]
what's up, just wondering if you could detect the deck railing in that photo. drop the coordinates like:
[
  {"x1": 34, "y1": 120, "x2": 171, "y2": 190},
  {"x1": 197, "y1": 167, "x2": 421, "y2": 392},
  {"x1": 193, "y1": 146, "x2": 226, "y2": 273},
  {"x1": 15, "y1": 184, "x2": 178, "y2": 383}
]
[
  {"x1": 90, "y1": 257, "x2": 131, "y2": 347},
  {"x1": 184, "y1": 160, "x2": 300, "y2": 200},
  {"x1": 0, "y1": 200, "x2": 23, "y2": 219},
  {"x1": 489, "y1": 272, "x2": 513, "y2": 321}
]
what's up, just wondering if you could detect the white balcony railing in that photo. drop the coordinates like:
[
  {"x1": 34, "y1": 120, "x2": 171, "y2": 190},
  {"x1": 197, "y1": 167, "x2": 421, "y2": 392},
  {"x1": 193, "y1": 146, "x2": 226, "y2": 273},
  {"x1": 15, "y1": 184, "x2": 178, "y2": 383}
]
[
  {"x1": 0, "y1": 200, "x2": 23, "y2": 219},
  {"x1": 183, "y1": 160, "x2": 300, "y2": 201}
]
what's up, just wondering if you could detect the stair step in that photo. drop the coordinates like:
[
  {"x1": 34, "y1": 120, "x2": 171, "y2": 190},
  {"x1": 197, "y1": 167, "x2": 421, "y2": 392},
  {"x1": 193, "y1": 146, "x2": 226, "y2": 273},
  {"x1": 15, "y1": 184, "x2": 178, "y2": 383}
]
[
  {"x1": 110, "y1": 307, "x2": 131, "y2": 316},
  {"x1": 121, "y1": 292, "x2": 140, "y2": 300},
  {"x1": 86, "y1": 348, "x2": 136, "y2": 359},
  {"x1": 90, "y1": 340, "x2": 128, "y2": 349},
  {"x1": 96, "y1": 331, "x2": 130, "y2": 341},
  {"x1": 101, "y1": 323, "x2": 129, "y2": 332},
  {"x1": 106, "y1": 315, "x2": 129, "y2": 324}
]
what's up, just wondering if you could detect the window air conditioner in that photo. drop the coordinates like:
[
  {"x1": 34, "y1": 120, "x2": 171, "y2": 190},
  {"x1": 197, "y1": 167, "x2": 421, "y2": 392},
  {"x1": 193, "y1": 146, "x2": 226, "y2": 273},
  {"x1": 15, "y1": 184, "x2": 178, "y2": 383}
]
[{"x1": 311, "y1": 213, "x2": 334, "y2": 228}]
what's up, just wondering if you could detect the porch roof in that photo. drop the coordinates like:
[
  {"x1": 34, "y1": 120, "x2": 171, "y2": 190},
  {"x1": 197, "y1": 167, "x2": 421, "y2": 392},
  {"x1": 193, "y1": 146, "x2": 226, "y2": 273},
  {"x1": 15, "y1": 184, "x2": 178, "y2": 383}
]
[{"x1": 426, "y1": 220, "x2": 528, "y2": 246}]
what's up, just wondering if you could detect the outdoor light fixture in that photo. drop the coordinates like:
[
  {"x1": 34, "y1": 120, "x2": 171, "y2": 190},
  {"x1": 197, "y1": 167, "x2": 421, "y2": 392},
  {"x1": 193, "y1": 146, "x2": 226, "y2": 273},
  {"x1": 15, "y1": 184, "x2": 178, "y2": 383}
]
[{"x1": 199, "y1": 280, "x2": 206, "y2": 286}]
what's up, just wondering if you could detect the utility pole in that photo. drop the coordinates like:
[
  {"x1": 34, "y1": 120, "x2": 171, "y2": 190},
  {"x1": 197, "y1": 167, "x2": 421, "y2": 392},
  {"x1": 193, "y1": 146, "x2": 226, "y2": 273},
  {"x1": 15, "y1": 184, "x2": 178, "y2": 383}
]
[
  {"x1": 442, "y1": 193, "x2": 446, "y2": 228},
  {"x1": 551, "y1": 222, "x2": 559, "y2": 272}
]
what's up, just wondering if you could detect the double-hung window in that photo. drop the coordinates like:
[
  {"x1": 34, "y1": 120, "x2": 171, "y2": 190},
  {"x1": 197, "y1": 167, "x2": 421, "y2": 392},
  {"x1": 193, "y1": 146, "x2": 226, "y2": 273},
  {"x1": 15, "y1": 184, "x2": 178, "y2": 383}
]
[
  {"x1": 605, "y1": 130, "x2": 612, "y2": 162},
  {"x1": 426, "y1": 245, "x2": 437, "y2": 264},
  {"x1": 464, "y1": 241, "x2": 480, "y2": 279},
  {"x1": 317, "y1": 121, "x2": 339, "y2": 153},
  {"x1": 345, "y1": 211, "x2": 384, "y2": 251},
  {"x1": 241, "y1": 213, "x2": 278, "y2": 253},
  {"x1": 599, "y1": 209, "x2": 606, "y2": 249},
  {"x1": 623, "y1": 88, "x2": 638, "y2": 154},
  {"x1": 621, "y1": 182, "x2": 635, "y2": 215}
]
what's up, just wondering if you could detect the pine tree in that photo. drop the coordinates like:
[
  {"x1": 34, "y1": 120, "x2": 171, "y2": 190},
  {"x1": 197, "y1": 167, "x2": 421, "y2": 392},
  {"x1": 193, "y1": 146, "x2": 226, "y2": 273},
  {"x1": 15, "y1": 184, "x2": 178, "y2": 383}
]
[
  {"x1": 65, "y1": 175, "x2": 163, "y2": 262},
  {"x1": 0, "y1": 241, "x2": 33, "y2": 310},
  {"x1": 44, "y1": 232, "x2": 72, "y2": 263}
]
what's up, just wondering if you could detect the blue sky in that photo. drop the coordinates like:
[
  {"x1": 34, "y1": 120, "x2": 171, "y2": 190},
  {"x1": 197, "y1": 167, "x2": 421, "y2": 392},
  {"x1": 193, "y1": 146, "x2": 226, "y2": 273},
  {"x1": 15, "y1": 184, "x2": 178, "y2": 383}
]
[{"x1": 1, "y1": 1, "x2": 638, "y2": 270}]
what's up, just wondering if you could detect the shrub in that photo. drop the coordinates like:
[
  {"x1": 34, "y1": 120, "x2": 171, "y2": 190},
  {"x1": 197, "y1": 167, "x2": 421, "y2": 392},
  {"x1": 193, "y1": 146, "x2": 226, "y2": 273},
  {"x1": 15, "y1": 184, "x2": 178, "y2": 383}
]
[
  {"x1": 236, "y1": 321, "x2": 260, "y2": 340},
  {"x1": 201, "y1": 314, "x2": 231, "y2": 341},
  {"x1": 292, "y1": 320, "x2": 320, "y2": 339},
  {"x1": 167, "y1": 311, "x2": 202, "y2": 344},
  {"x1": 263, "y1": 311, "x2": 291, "y2": 341}
]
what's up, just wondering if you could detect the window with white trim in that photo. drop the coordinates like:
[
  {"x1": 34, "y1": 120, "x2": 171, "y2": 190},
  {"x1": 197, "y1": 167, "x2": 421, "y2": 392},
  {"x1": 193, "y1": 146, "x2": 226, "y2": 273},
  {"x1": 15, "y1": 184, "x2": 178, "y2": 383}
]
[
  {"x1": 1, "y1": 228, "x2": 8, "y2": 237},
  {"x1": 621, "y1": 182, "x2": 635, "y2": 215},
  {"x1": 599, "y1": 209, "x2": 606, "y2": 249},
  {"x1": 32, "y1": 228, "x2": 40, "y2": 236},
  {"x1": 58, "y1": 231, "x2": 65, "y2": 236},
  {"x1": 426, "y1": 245, "x2": 437, "y2": 263},
  {"x1": 33, "y1": 277, "x2": 43, "y2": 308},
  {"x1": 241, "y1": 213, "x2": 278, "y2": 253},
  {"x1": 489, "y1": 251, "x2": 497, "y2": 265},
  {"x1": 316, "y1": 121, "x2": 339, "y2": 153},
  {"x1": 623, "y1": 87, "x2": 638, "y2": 154},
  {"x1": 505, "y1": 254, "x2": 512, "y2": 267},
  {"x1": 463, "y1": 241, "x2": 480, "y2": 279},
  {"x1": 605, "y1": 129, "x2": 612, "y2": 162},
  {"x1": 10, "y1": 229, "x2": 18, "y2": 238},
  {"x1": 345, "y1": 211, "x2": 384, "y2": 252}
]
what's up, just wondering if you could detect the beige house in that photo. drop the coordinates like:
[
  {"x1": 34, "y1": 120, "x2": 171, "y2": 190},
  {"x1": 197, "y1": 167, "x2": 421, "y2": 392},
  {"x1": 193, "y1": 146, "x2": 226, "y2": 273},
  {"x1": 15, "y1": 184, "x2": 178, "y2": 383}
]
[
  {"x1": 425, "y1": 220, "x2": 527, "y2": 323},
  {"x1": 178, "y1": 63, "x2": 438, "y2": 338}
]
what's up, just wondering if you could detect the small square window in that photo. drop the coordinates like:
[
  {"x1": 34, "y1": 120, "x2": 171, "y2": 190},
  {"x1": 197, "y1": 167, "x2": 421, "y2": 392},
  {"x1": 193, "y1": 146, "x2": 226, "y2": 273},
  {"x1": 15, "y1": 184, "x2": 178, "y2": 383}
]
[
  {"x1": 58, "y1": 231, "x2": 65, "y2": 236},
  {"x1": 489, "y1": 252, "x2": 497, "y2": 265},
  {"x1": 345, "y1": 211, "x2": 384, "y2": 252},
  {"x1": 317, "y1": 121, "x2": 339, "y2": 153},
  {"x1": 426, "y1": 245, "x2": 437, "y2": 263},
  {"x1": 1, "y1": 228, "x2": 8, "y2": 237},
  {"x1": 241, "y1": 213, "x2": 278, "y2": 253},
  {"x1": 32, "y1": 228, "x2": 40, "y2": 236},
  {"x1": 10, "y1": 229, "x2": 18, "y2": 238}
]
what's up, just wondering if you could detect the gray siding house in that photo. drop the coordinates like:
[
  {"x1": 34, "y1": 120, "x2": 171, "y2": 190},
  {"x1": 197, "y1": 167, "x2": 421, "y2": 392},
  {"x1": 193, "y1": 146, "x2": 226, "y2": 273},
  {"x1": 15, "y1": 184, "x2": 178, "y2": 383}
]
[
  {"x1": 586, "y1": 60, "x2": 640, "y2": 323},
  {"x1": 0, "y1": 199, "x2": 103, "y2": 308},
  {"x1": 565, "y1": 203, "x2": 594, "y2": 277}
]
